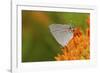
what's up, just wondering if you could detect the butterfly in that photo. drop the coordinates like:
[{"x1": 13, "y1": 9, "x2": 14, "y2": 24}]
[{"x1": 49, "y1": 24, "x2": 74, "y2": 47}]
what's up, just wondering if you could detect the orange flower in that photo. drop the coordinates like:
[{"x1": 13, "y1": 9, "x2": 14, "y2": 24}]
[
  {"x1": 86, "y1": 28, "x2": 90, "y2": 38},
  {"x1": 55, "y1": 27, "x2": 90, "y2": 61},
  {"x1": 87, "y1": 16, "x2": 90, "y2": 27}
]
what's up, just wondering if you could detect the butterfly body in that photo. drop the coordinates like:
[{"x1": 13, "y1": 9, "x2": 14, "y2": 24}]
[{"x1": 49, "y1": 24, "x2": 74, "y2": 47}]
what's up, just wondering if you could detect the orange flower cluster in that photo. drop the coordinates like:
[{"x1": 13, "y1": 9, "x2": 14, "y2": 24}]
[{"x1": 55, "y1": 17, "x2": 90, "y2": 61}]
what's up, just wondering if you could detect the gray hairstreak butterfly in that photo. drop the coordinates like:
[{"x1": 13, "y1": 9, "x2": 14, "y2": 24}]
[{"x1": 49, "y1": 24, "x2": 74, "y2": 47}]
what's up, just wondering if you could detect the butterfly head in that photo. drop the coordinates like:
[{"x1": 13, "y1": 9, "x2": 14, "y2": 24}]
[{"x1": 67, "y1": 24, "x2": 75, "y2": 32}]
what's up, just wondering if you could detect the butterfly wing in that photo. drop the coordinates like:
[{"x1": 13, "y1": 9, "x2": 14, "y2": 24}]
[{"x1": 49, "y1": 24, "x2": 73, "y2": 47}]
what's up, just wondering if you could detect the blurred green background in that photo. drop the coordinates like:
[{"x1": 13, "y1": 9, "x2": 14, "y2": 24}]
[{"x1": 22, "y1": 10, "x2": 89, "y2": 62}]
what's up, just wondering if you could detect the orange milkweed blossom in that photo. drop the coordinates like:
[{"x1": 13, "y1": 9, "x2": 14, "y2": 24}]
[
  {"x1": 87, "y1": 16, "x2": 90, "y2": 27},
  {"x1": 55, "y1": 17, "x2": 90, "y2": 61},
  {"x1": 55, "y1": 28, "x2": 90, "y2": 60}
]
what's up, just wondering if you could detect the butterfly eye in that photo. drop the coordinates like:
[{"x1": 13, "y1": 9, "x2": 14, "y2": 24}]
[
  {"x1": 68, "y1": 26, "x2": 75, "y2": 32},
  {"x1": 69, "y1": 26, "x2": 72, "y2": 29},
  {"x1": 68, "y1": 25, "x2": 72, "y2": 30}
]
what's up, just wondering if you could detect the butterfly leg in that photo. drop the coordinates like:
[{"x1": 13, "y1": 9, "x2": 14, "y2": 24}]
[{"x1": 64, "y1": 46, "x2": 69, "y2": 52}]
